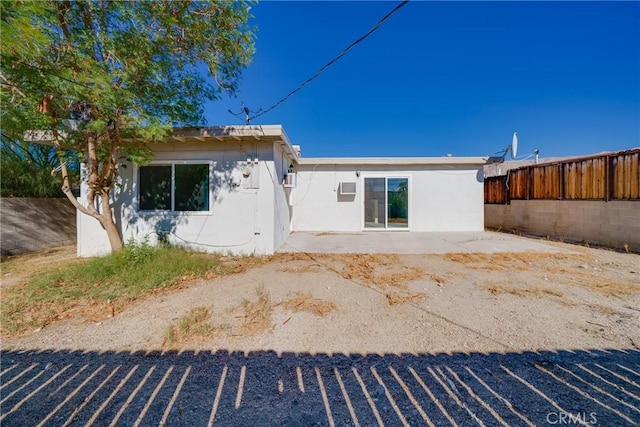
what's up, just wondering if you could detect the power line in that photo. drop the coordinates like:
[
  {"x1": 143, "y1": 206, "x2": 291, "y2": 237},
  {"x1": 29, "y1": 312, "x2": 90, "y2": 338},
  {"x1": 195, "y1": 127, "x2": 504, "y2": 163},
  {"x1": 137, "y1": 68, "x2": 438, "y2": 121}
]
[
  {"x1": 228, "y1": 100, "x2": 261, "y2": 124},
  {"x1": 250, "y1": 0, "x2": 409, "y2": 121}
]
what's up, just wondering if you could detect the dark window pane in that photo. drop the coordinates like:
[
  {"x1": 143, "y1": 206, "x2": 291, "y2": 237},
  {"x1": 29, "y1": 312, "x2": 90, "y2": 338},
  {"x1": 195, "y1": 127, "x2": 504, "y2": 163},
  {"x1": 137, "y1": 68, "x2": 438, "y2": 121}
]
[
  {"x1": 139, "y1": 165, "x2": 171, "y2": 210},
  {"x1": 175, "y1": 164, "x2": 209, "y2": 211}
]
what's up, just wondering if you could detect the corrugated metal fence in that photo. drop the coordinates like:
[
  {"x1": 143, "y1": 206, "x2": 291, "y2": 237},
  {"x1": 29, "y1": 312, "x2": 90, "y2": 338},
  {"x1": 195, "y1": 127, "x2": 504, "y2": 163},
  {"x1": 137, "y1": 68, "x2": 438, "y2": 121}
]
[{"x1": 485, "y1": 148, "x2": 640, "y2": 204}]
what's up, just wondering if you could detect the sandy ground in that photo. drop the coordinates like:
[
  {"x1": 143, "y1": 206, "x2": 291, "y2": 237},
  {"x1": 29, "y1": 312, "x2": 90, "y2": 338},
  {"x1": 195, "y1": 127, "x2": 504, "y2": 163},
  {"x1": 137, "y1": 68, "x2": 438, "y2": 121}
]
[{"x1": 2, "y1": 242, "x2": 639, "y2": 355}]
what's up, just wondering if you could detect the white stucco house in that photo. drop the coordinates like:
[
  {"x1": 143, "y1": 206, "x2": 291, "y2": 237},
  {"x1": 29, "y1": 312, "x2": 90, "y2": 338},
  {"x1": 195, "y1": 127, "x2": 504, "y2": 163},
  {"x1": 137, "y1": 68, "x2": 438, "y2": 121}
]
[{"x1": 78, "y1": 125, "x2": 487, "y2": 256}]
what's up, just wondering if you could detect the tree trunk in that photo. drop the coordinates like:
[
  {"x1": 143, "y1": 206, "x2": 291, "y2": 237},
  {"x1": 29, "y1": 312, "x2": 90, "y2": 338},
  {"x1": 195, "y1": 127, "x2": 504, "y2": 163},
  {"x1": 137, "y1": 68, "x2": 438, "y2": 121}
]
[
  {"x1": 100, "y1": 211, "x2": 123, "y2": 252},
  {"x1": 97, "y1": 189, "x2": 123, "y2": 252},
  {"x1": 53, "y1": 131, "x2": 125, "y2": 253}
]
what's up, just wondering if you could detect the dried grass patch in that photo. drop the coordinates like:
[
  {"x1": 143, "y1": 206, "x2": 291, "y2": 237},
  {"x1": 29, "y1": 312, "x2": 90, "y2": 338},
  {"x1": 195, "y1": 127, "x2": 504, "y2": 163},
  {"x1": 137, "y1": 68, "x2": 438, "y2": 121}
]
[
  {"x1": 487, "y1": 283, "x2": 565, "y2": 299},
  {"x1": 266, "y1": 252, "x2": 314, "y2": 263},
  {"x1": 444, "y1": 251, "x2": 586, "y2": 271},
  {"x1": 587, "y1": 304, "x2": 626, "y2": 316},
  {"x1": 237, "y1": 287, "x2": 273, "y2": 336},
  {"x1": 1, "y1": 245, "x2": 80, "y2": 281},
  {"x1": 217, "y1": 255, "x2": 270, "y2": 275},
  {"x1": 279, "y1": 264, "x2": 323, "y2": 274},
  {"x1": 339, "y1": 254, "x2": 425, "y2": 289},
  {"x1": 543, "y1": 265, "x2": 572, "y2": 274},
  {"x1": 164, "y1": 307, "x2": 214, "y2": 347},
  {"x1": 375, "y1": 268, "x2": 425, "y2": 288},
  {"x1": 570, "y1": 277, "x2": 640, "y2": 296},
  {"x1": 386, "y1": 292, "x2": 425, "y2": 306},
  {"x1": 430, "y1": 274, "x2": 447, "y2": 284},
  {"x1": 280, "y1": 293, "x2": 337, "y2": 317},
  {"x1": 545, "y1": 267, "x2": 640, "y2": 297}
]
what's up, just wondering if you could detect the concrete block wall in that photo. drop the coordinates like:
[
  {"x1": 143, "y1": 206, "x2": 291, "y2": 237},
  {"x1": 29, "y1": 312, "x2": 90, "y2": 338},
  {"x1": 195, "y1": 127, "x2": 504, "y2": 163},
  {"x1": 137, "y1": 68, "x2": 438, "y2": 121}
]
[
  {"x1": 485, "y1": 200, "x2": 640, "y2": 252},
  {"x1": 1, "y1": 198, "x2": 76, "y2": 256}
]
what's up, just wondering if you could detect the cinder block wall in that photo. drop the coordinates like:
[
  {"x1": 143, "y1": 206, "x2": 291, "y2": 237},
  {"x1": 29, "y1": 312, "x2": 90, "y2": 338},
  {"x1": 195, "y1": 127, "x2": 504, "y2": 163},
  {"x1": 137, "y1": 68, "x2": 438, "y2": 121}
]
[
  {"x1": 1, "y1": 198, "x2": 76, "y2": 256},
  {"x1": 485, "y1": 200, "x2": 640, "y2": 252}
]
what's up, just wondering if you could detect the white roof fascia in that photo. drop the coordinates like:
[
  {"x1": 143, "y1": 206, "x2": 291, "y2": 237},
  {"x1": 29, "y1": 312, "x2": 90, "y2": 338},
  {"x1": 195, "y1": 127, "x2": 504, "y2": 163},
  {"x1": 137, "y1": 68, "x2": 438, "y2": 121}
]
[
  {"x1": 297, "y1": 157, "x2": 489, "y2": 166},
  {"x1": 271, "y1": 126, "x2": 299, "y2": 162},
  {"x1": 170, "y1": 125, "x2": 300, "y2": 161},
  {"x1": 172, "y1": 124, "x2": 285, "y2": 139}
]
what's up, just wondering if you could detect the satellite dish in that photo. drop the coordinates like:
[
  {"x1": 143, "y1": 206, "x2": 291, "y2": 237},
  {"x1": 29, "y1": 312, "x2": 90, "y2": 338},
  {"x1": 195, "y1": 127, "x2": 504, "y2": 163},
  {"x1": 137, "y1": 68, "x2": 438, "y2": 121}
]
[
  {"x1": 485, "y1": 131, "x2": 520, "y2": 164},
  {"x1": 510, "y1": 132, "x2": 518, "y2": 159}
]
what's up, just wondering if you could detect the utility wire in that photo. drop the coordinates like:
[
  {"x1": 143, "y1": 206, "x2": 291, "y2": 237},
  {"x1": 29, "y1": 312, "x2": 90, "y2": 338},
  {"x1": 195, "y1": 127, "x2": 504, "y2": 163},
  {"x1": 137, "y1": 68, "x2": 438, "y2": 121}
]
[{"x1": 250, "y1": 0, "x2": 409, "y2": 121}]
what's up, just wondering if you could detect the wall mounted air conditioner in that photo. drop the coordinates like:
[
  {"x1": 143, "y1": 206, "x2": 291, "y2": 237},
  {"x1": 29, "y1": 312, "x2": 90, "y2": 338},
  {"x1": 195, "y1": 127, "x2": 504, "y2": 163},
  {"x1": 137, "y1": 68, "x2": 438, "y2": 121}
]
[
  {"x1": 284, "y1": 173, "x2": 297, "y2": 188},
  {"x1": 339, "y1": 182, "x2": 356, "y2": 195}
]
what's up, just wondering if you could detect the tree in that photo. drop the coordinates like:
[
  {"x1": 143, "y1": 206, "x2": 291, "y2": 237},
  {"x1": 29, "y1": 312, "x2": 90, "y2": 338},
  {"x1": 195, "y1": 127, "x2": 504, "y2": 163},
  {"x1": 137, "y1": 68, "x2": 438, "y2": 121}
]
[
  {"x1": 0, "y1": 137, "x2": 79, "y2": 198},
  {"x1": 0, "y1": 0, "x2": 255, "y2": 251}
]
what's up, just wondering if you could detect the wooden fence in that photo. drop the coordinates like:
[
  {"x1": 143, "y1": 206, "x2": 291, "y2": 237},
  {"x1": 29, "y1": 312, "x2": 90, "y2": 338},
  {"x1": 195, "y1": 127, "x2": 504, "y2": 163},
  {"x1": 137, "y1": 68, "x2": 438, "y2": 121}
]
[{"x1": 485, "y1": 148, "x2": 640, "y2": 204}]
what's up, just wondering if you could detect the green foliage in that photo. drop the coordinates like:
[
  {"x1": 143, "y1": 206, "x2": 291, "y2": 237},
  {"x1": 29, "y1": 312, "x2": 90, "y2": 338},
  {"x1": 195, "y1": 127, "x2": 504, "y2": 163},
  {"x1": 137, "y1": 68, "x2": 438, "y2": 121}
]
[
  {"x1": 0, "y1": 243, "x2": 230, "y2": 334},
  {"x1": 1, "y1": 1, "x2": 255, "y2": 248},
  {"x1": 1, "y1": 0, "x2": 255, "y2": 142},
  {"x1": 1, "y1": 139, "x2": 79, "y2": 197}
]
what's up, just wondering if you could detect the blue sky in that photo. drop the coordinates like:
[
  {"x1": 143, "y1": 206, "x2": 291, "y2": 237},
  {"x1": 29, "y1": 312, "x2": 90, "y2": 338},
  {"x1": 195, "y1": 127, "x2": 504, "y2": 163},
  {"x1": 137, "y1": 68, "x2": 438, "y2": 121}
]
[{"x1": 205, "y1": 1, "x2": 640, "y2": 159}]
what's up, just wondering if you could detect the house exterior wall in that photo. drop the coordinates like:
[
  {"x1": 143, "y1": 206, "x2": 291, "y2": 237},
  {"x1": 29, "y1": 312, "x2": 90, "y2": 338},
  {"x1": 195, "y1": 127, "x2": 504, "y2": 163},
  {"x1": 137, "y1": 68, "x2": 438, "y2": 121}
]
[
  {"x1": 77, "y1": 141, "x2": 281, "y2": 257},
  {"x1": 291, "y1": 165, "x2": 362, "y2": 231},
  {"x1": 292, "y1": 164, "x2": 484, "y2": 232},
  {"x1": 76, "y1": 134, "x2": 484, "y2": 256}
]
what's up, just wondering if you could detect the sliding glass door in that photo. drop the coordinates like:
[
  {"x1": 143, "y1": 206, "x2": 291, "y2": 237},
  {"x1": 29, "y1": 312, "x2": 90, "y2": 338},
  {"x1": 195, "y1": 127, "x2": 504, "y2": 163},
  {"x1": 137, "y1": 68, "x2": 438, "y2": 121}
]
[
  {"x1": 364, "y1": 178, "x2": 386, "y2": 228},
  {"x1": 364, "y1": 177, "x2": 408, "y2": 229},
  {"x1": 387, "y1": 178, "x2": 409, "y2": 228}
]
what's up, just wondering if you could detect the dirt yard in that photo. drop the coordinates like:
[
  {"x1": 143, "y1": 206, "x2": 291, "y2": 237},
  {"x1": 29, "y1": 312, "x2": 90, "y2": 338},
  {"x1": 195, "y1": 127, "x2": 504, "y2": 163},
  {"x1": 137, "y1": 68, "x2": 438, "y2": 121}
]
[{"x1": 1, "y1": 242, "x2": 639, "y2": 355}]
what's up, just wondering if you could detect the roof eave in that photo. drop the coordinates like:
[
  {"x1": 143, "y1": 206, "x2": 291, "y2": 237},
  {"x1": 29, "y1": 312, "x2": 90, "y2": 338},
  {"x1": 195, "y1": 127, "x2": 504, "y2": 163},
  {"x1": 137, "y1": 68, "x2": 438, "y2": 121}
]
[
  {"x1": 296, "y1": 157, "x2": 489, "y2": 166},
  {"x1": 150, "y1": 125, "x2": 300, "y2": 161}
]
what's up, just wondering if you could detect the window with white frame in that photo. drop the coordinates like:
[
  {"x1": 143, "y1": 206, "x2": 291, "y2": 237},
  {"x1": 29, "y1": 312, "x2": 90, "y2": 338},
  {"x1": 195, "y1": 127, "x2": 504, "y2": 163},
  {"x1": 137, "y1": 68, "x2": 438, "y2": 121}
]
[{"x1": 138, "y1": 163, "x2": 210, "y2": 212}]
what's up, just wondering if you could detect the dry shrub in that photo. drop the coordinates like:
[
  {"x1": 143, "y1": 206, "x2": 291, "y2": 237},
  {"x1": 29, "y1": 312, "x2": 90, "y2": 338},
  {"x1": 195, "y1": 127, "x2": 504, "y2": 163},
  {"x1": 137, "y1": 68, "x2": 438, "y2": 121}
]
[
  {"x1": 238, "y1": 287, "x2": 273, "y2": 336},
  {"x1": 281, "y1": 292, "x2": 337, "y2": 317},
  {"x1": 386, "y1": 292, "x2": 424, "y2": 306},
  {"x1": 164, "y1": 307, "x2": 213, "y2": 347}
]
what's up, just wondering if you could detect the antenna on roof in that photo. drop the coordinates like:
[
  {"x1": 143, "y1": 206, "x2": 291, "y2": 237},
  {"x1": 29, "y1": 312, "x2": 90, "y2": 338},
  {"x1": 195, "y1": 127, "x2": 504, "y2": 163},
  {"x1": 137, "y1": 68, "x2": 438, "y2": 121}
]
[{"x1": 228, "y1": 101, "x2": 262, "y2": 125}]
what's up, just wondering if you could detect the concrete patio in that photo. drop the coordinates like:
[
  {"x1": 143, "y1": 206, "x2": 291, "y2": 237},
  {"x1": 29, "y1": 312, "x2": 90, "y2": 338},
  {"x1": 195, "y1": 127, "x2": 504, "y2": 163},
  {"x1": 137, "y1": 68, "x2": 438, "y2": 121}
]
[{"x1": 278, "y1": 230, "x2": 572, "y2": 254}]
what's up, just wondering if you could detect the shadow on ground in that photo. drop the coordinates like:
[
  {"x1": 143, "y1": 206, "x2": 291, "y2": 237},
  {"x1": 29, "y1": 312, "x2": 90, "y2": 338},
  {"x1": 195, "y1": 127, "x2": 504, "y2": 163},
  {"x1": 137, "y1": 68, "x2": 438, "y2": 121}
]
[{"x1": 1, "y1": 348, "x2": 638, "y2": 426}]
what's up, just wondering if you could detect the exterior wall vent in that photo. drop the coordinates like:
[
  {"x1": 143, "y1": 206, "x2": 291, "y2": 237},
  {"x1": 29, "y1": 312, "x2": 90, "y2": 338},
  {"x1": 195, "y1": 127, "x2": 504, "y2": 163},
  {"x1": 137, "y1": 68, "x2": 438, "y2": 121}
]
[{"x1": 339, "y1": 182, "x2": 357, "y2": 195}]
